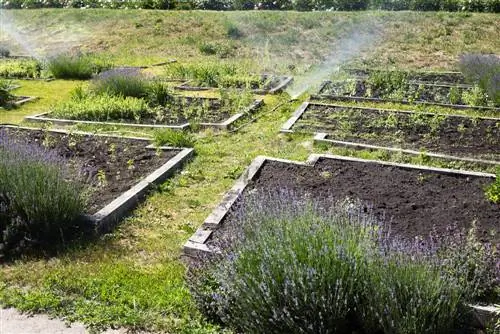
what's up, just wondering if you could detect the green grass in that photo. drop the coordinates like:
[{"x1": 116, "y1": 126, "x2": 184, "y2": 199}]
[{"x1": 0, "y1": 9, "x2": 499, "y2": 333}]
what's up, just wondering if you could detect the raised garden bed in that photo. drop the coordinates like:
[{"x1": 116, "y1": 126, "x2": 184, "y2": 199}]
[
  {"x1": 0, "y1": 125, "x2": 193, "y2": 233},
  {"x1": 184, "y1": 154, "x2": 498, "y2": 253},
  {"x1": 343, "y1": 68, "x2": 467, "y2": 85},
  {"x1": 175, "y1": 74, "x2": 293, "y2": 94},
  {"x1": 313, "y1": 79, "x2": 499, "y2": 111},
  {"x1": 184, "y1": 154, "x2": 499, "y2": 327},
  {"x1": 282, "y1": 102, "x2": 500, "y2": 164},
  {"x1": 25, "y1": 96, "x2": 264, "y2": 131}
]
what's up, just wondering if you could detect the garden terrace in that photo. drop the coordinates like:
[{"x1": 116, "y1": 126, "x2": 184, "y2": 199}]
[
  {"x1": 0, "y1": 126, "x2": 193, "y2": 233},
  {"x1": 26, "y1": 95, "x2": 264, "y2": 130},
  {"x1": 314, "y1": 79, "x2": 499, "y2": 110},
  {"x1": 282, "y1": 102, "x2": 500, "y2": 164},
  {"x1": 175, "y1": 74, "x2": 293, "y2": 94},
  {"x1": 342, "y1": 68, "x2": 467, "y2": 85},
  {"x1": 185, "y1": 154, "x2": 499, "y2": 254}
]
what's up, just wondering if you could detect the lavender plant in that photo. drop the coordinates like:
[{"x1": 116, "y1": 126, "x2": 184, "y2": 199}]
[
  {"x1": 0, "y1": 130, "x2": 87, "y2": 257},
  {"x1": 189, "y1": 190, "x2": 494, "y2": 333},
  {"x1": 91, "y1": 68, "x2": 150, "y2": 98}
]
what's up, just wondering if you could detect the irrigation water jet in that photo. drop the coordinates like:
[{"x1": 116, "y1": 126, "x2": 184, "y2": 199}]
[{"x1": 286, "y1": 20, "x2": 383, "y2": 100}]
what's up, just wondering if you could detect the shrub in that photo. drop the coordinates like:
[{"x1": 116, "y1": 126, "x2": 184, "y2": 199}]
[
  {"x1": 91, "y1": 68, "x2": 150, "y2": 98},
  {"x1": 459, "y1": 54, "x2": 500, "y2": 106},
  {"x1": 366, "y1": 70, "x2": 408, "y2": 97},
  {"x1": 0, "y1": 130, "x2": 86, "y2": 257},
  {"x1": 224, "y1": 21, "x2": 244, "y2": 38},
  {"x1": 485, "y1": 170, "x2": 500, "y2": 204},
  {"x1": 0, "y1": 59, "x2": 43, "y2": 79},
  {"x1": 147, "y1": 81, "x2": 175, "y2": 106},
  {"x1": 0, "y1": 79, "x2": 13, "y2": 107},
  {"x1": 51, "y1": 93, "x2": 148, "y2": 122},
  {"x1": 48, "y1": 53, "x2": 111, "y2": 80},
  {"x1": 153, "y1": 129, "x2": 195, "y2": 147},
  {"x1": 189, "y1": 191, "x2": 474, "y2": 333},
  {"x1": 0, "y1": 46, "x2": 10, "y2": 58}
]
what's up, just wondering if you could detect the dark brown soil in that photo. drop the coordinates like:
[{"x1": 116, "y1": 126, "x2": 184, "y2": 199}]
[
  {"x1": 218, "y1": 157, "x2": 499, "y2": 246},
  {"x1": 1, "y1": 127, "x2": 179, "y2": 214},
  {"x1": 294, "y1": 104, "x2": 500, "y2": 160}
]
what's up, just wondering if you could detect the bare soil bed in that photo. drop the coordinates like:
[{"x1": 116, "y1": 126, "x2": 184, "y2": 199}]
[
  {"x1": 293, "y1": 103, "x2": 500, "y2": 160},
  {"x1": 212, "y1": 157, "x2": 499, "y2": 247},
  {"x1": 0, "y1": 127, "x2": 179, "y2": 214}
]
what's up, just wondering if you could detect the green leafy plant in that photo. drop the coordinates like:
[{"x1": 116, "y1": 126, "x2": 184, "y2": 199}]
[
  {"x1": 485, "y1": 170, "x2": 500, "y2": 204},
  {"x1": 0, "y1": 133, "x2": 87, "y2": 257},
  {"x1": 462, "y1": 85, "x2": 489, "y2": 106},
  {"x1": 0, "y1": 79, "x2": 14, "y2": 107},
  {"x1": 51, "y1": 93, "x2": 148, "y2": 122},
  {"x1": 0, "y1": 58, "x2": 43, "y2": 79},
  {"x1": 153, "y1": 128, "x2": 195, "y2": 147}
]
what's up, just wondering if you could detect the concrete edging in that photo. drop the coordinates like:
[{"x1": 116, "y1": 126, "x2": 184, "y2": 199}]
[
  {"x1": 24, "y1": 99, "x2": 264, "y2": 131},
  {"x1": 281, "y1": 101, "x2": 500, "y2": 166},
  {"x1": 314, "y1": 80, "x2": 500, "y2": 112},
  {"x1": 183, "y1": 153, "x2": 495, "y2": 256}
]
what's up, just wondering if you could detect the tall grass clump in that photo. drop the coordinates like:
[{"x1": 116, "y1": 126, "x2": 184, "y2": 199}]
[
  {"x1": 48, "y1": 53, "x2": 111, "y2": 80},
  {"x1": 0, "y1": 130, "x2": 87, "y2": 258},
  {"x1": 459, "y1": 54, "x2": 500, "y2": 106},
  {"x1": 189, "y1": 191, "x2": 495, "y2": 333},
  {"x1": 153, "y1": 129, "x2": 195, "y2": 148},
  {"x1": 91, "y1": 67, "x2": 150, "y2": 98}
]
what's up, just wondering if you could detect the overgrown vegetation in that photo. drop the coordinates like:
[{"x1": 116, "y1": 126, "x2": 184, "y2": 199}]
[
  {"x1": 153, "y1": 129, "x2": 195, "y2": 147},
  {"x1": 50, "y1": 72, "x2": 255, "y2": 125},
  {"x1": 189, "y1": 192, "x2": 497, "y2": 333},
  {"x1": 321, "y1": 70, "x2": 498, "y2": 107},
  {"x1": 459, "y1": 54, "x2": 500, "y2": 106},
  {"x1": 47, "y1": 53, "x2": 112, "y2": 80},
  {"x1": 165, "y1": 62, "x2": 262, "y2": 89},
  {"x1": 1, "y1": 0, "x2": 498, "y2": 11},
  {"x1": 0, "y1": 130, "x2": 87, "y2": 258},
  {"x1": 485, "y1": 170, "x2": 500, "y2": 204},
  {"x1": 0, "y1": 58, "x2": 43, "y2": 79}
]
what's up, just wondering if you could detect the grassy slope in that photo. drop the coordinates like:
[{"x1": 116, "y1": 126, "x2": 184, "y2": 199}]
[{"x1": 0, "y1": 9, "x2": 499, "y2": 333}]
